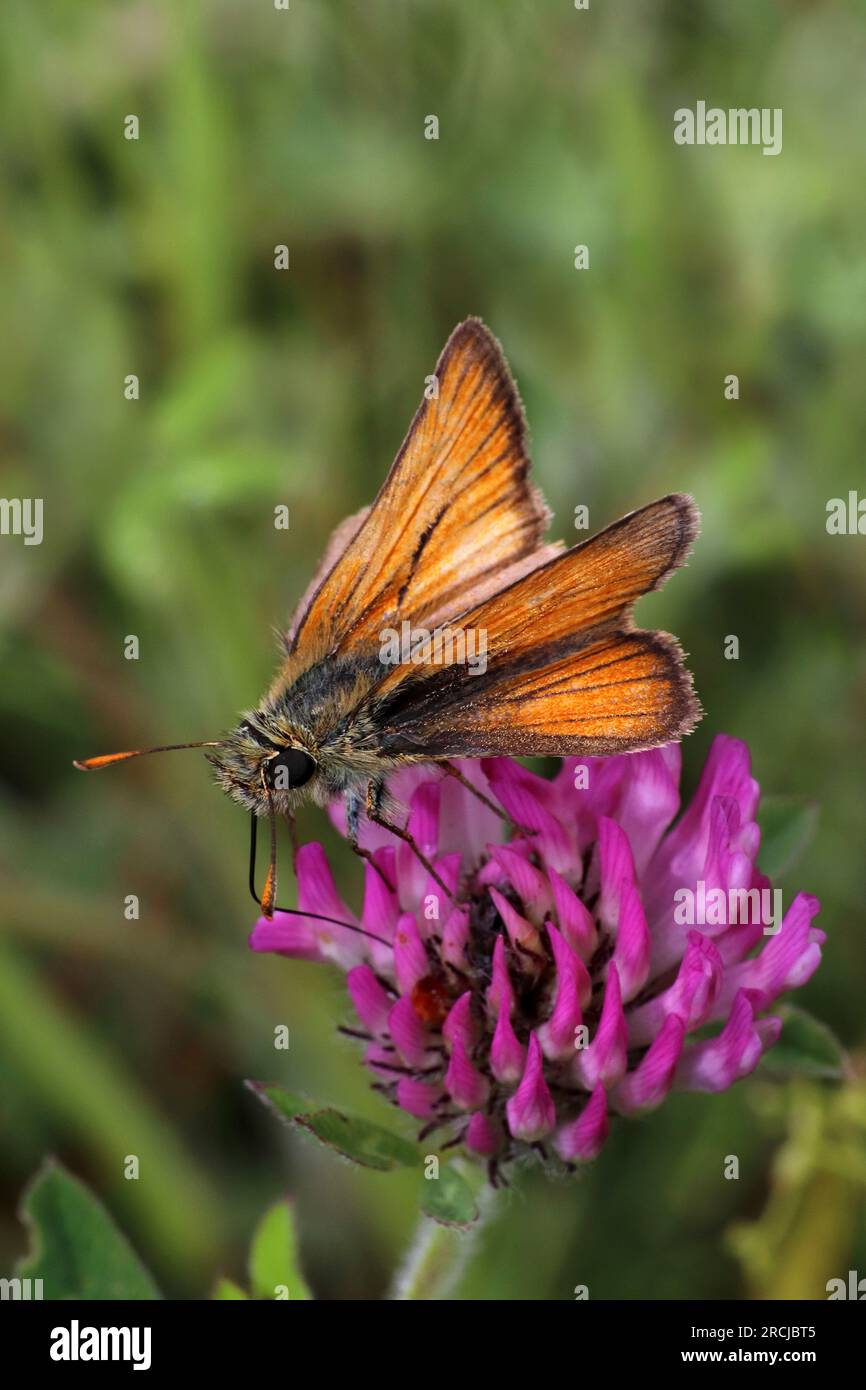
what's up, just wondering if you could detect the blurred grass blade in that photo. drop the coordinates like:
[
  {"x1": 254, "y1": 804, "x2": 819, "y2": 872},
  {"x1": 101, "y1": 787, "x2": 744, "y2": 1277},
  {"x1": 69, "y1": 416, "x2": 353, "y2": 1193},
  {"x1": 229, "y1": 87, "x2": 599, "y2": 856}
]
[
  {"x1": 212, "y1": 1278, "x2": 249, "y2": 1300},
  {"x1": 759, "y1": 796, "x2": 819, "y2": 879},
  {"x1": 0, "y1": 944, "x2": 224, "y2": 1277},
  {"x1": 249, "y1": 1199, "x2": 312, "y2": 1300}
]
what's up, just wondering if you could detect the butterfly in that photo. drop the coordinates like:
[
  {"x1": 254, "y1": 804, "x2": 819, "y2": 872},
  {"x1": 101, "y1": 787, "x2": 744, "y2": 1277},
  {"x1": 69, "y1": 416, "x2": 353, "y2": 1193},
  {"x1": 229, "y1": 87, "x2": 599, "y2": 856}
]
[{"x1": 75, "y1": 318, "x2": 701, "y2": 929}]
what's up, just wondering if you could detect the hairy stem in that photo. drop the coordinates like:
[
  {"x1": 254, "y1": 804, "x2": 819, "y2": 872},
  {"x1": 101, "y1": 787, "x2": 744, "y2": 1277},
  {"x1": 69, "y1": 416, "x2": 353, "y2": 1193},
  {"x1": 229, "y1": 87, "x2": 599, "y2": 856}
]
[{"x1": 390, "y1": 1178, "x2": 498, "y2": 1301}]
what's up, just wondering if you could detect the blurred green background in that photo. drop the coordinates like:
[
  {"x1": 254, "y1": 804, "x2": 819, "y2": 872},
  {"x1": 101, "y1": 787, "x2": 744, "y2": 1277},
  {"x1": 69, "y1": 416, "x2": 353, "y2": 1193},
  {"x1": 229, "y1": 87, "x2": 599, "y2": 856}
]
[{"x1": 1, "y1": 0, "x2": 865, "y2": 1299}]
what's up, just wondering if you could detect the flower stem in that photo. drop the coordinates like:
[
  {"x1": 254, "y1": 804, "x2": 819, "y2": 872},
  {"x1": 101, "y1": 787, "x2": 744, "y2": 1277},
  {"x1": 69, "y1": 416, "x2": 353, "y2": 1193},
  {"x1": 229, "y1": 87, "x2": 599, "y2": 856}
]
[{"x1": 391, "y1": 1178, "x2": 498, "y2": 1301}]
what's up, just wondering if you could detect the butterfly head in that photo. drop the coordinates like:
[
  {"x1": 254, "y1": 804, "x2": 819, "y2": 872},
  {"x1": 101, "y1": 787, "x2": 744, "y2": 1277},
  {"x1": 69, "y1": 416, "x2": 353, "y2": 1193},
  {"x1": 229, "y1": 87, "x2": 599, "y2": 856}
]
[{"x1": 207, "y1": 711, "x2": 320, "y2": 815}]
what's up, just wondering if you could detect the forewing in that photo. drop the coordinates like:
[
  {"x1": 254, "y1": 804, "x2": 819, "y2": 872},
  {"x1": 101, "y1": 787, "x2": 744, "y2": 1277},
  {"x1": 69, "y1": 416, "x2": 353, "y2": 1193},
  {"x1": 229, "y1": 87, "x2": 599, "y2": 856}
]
[{"x1": 283, "y1": 318, "x2": 557, "y2": 673}]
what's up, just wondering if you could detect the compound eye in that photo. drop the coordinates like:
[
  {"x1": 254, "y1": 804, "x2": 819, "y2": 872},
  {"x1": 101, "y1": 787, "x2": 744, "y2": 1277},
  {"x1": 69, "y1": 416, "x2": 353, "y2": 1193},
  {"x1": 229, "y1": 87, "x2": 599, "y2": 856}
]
[{"x1": 267, "y1": 748, "x2": 317, "y2": 790}]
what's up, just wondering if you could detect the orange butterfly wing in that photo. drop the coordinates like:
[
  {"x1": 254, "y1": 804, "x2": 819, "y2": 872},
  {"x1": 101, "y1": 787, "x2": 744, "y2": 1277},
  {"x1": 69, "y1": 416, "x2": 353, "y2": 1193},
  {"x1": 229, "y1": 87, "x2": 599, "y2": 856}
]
[
  {"x1": 374, "y1": 495, "x2": 701, "y2": 756},
  {"x1": 281, "y1": 319, "x2": 560, "y2": 679}
]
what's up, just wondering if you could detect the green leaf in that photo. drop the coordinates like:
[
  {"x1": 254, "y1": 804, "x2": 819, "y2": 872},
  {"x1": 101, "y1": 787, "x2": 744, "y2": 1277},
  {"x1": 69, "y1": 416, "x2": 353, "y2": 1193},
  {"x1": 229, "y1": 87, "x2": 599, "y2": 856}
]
[
  {"x1": 296, "y1": 1110, "x2": 420, "y2": 1171},
  {"x1": 760, "y1": 1006, "x2": 847, "y2": 1081},
  {"x1": 759, "y1": 796, "x2": 818, "y2": 879},
  {"x1": 212, "y1": 1277, "x2": 249, "y2": 1300},
  {"x1": 16, "y1": 1160, "x2": 160, "y2": 1299},
  {"x1": 246, "y1": 1081, "x2": 311, "y2": 1125},
  {"x1": 419, "y1": 1164, "x2": 479, "y2": 1228},
  {"x1": 249, "y1": 1200, "x2": 312, "y2": 1300},
  {"x1": 248, "y1": 1081, "x2": 420, "y2": 1171}
]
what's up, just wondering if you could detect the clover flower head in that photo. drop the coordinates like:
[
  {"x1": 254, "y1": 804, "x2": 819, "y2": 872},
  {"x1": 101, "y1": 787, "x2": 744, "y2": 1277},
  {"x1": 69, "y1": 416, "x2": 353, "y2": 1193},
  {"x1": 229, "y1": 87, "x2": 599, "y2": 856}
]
[{"x1": 251, "y1": 736, "x2": 823, "y2": 1180}]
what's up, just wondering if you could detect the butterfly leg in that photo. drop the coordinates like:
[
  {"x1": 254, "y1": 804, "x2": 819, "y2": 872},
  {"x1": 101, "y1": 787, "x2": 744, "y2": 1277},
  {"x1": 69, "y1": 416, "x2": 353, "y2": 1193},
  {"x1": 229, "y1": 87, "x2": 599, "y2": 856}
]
[
  {"x1": 364, "y1": 778, "x2": 457, "y2": 905},
  {"x1": 346, "y1": 786, "x2": 395, "y2": 891},
  {"x1": 286, "y1": 809, "x2": 299, "y2": 873},
  {"x1": 438, "y1": 761, "x2": 511, "y2": 824}
]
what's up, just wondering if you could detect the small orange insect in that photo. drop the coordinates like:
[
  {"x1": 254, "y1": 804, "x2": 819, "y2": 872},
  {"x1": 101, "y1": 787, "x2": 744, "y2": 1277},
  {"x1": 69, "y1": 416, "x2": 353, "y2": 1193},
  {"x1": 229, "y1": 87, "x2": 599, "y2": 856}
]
[
  {"x1": 76, "y1": 320, "x2": 700, "y2": 928},
  {"x1": 410, "y1": 974, "x2": 454, "y2": 1028}
]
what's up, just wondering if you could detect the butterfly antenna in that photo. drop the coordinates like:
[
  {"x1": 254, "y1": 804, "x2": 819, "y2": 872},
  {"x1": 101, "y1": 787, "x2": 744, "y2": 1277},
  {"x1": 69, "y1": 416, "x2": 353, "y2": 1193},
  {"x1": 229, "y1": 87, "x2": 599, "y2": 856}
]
[
  {"x1": 248, "y1": 812, "x2": 393, "y2": 948},
  {"x1": 73, "y1": 741, "x2": 222, "y2": 771}
]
